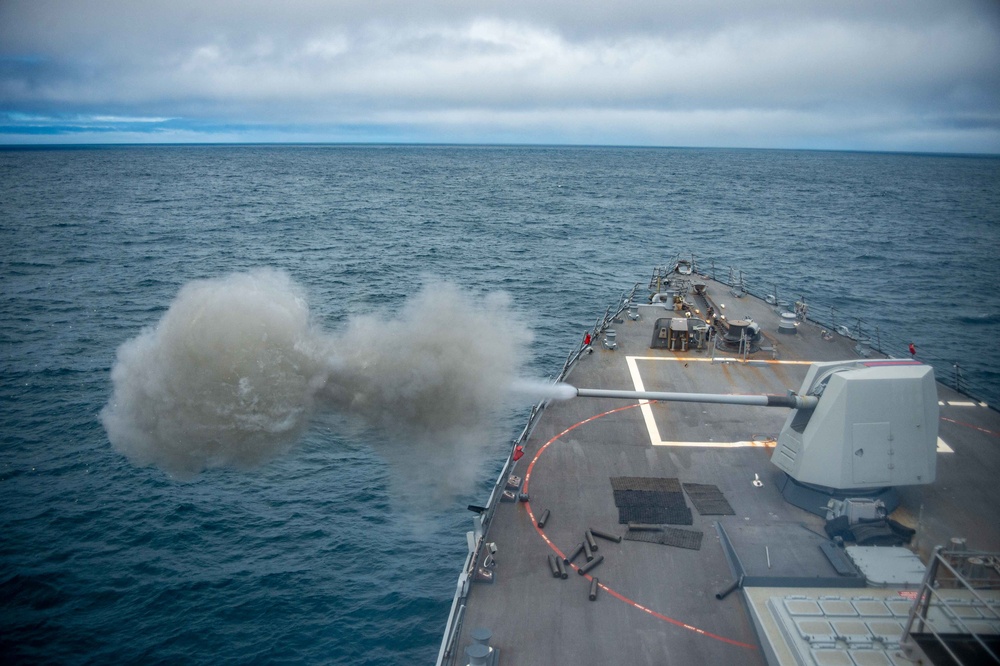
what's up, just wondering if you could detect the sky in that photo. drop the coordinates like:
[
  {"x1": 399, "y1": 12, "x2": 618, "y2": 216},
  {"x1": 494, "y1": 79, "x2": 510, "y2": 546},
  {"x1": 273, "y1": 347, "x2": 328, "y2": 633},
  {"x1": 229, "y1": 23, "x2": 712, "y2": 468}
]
[{"x1": 1, "y1": 1, "x2": 999, "y2": 152}]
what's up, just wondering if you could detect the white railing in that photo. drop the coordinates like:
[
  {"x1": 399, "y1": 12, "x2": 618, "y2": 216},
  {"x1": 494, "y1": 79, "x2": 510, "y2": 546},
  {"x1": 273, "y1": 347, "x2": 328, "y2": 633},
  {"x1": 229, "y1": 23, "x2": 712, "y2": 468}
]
[{"x1": 900, "y1": 544, "x2": 1000, "y2": 665}]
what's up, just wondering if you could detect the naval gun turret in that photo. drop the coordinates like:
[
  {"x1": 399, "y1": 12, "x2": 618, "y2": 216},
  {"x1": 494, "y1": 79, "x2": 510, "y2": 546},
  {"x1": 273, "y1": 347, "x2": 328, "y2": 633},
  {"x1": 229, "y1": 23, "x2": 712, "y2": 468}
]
[
  {"x1": 572, "y1": 360, "x2": 939, "y2": 515},
  {"x1": 770, "y1": 360, "x2": 938, "y2": 513}
]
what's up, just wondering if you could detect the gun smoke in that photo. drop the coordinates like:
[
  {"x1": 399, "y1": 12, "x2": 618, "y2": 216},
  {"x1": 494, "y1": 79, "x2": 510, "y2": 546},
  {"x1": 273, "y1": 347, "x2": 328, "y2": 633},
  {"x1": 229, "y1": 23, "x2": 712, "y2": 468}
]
[{"x1": 100, "y1": 269, "x2": 568, "y2": 487}]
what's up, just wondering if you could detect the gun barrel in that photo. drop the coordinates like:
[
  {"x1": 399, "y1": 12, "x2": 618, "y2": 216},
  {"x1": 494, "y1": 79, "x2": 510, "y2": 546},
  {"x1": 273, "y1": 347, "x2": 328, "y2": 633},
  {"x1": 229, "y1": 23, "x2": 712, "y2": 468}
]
[{"x1": 573, "y1": 387, "x2": 818, "y2": 409}]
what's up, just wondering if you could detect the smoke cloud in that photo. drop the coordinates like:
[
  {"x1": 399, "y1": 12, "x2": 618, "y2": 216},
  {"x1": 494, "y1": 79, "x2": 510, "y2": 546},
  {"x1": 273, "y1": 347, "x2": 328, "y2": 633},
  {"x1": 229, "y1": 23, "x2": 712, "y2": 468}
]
[
  {"x1": 318, "y1": 282, "x2": 531, "y2": 434},
  {"x1": 101, "y1": 269, "x2": 549, "y2": 488}
]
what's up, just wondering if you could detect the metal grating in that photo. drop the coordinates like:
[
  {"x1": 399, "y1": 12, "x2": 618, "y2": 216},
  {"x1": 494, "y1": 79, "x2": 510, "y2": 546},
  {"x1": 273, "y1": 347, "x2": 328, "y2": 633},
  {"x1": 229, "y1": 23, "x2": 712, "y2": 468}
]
[
  {"x1": 617, "y1": 505, "x2": 693, "y2": 525},
  {"x1": 611, "y1": 477, "x2": 693, "y2": 525},
  {"x1": 624, "y1": 526, "x2": 704, "y2": 550},
  {"x1": 610, "y1": 476, "x2": 682, "y2": 492},
  {"x1": 682, "y1": 482, "x2": 736, "y2": 516}
]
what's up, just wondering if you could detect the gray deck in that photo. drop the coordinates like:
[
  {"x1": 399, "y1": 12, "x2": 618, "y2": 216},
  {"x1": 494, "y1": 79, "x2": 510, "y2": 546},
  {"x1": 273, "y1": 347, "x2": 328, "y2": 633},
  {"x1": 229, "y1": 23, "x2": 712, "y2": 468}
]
[{"x1": 449, "y1": 273, "x2": 1000, "y2": 665}]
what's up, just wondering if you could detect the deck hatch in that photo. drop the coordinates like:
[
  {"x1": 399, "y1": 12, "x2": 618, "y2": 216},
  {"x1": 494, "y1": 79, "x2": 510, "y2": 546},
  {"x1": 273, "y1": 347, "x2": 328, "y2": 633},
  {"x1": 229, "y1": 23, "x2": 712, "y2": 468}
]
[
  {"x1": 819, "y1": 598, "x2": 859, "y2": 616},
  {"x1": 866, "y1": 620, "x2": 905, "y2": 645},
  {"x1": 852, "y1": 600, "x2": 893, "y2": 617}
]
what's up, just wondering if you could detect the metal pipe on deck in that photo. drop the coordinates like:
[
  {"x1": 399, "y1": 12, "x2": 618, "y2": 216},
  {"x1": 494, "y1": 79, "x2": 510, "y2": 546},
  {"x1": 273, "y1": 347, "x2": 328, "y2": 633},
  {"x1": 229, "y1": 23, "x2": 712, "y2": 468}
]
[
  {"x1": 574, "y1": 387, "x2": 819, "y2": 409},
  {"x1": 715, "y1": 575, "x2": 744, "y2": 600}
]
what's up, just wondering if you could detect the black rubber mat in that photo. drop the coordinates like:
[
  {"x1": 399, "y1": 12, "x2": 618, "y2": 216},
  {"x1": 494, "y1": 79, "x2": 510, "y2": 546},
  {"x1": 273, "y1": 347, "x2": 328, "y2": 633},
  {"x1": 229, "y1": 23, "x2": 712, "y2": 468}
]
[
  {"x1": 613, "y1": 489, "x2": 688, "y2": 509},
  {"x1": 610, "y1": 476, "x2": 682, "y2": 492},
  {"x1": 617, "y1": 505, "x2": 693, "y2": 525},
  {"x1": 624, "y1": 526, "x2": 703, "y2": 550},
  {"x1": 611, "y1": 477, "x2": 692, "y2": 525},
  {"x1": 681, "y1": 483, "x2": 735, "y2": 516},
  {"x1": 623, "y1": 527, "x2": 665, "y2": 544}
]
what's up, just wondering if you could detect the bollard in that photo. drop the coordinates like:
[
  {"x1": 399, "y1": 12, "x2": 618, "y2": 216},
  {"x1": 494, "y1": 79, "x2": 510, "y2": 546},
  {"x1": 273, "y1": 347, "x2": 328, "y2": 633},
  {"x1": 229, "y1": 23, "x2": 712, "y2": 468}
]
[
  {"x1": 583, "y1": 539, "x2": 594, "y2": 562},
  {"x1": 470, "y1": 627, "x2": 492, "y2": 648},
  {"x1": 585, "y1": 529, "x2": 599, "y2": 553},
  {"x1": 465, "y1": 643, "x2": 490, "y2": 666},
  {"x1": 555, "y1": 557, "x2": 568, "y2": 579},
  {"x1": 589, "y1": 577, "x2": 599, "y2": 601}
]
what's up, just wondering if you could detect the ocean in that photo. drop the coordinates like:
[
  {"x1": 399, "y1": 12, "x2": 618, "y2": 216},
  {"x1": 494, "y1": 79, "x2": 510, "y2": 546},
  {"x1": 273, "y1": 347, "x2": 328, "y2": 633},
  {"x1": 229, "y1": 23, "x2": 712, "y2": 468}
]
[{"x1": 2, "y1": 145, "x2": 998, "y2": 664}]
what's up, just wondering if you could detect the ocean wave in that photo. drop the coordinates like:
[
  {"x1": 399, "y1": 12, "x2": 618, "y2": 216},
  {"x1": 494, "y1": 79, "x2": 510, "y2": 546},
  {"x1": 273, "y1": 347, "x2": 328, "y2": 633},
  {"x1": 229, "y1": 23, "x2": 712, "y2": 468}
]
[{"x1": 956, "y1": 312, "x2": 1000, "y2": 326}]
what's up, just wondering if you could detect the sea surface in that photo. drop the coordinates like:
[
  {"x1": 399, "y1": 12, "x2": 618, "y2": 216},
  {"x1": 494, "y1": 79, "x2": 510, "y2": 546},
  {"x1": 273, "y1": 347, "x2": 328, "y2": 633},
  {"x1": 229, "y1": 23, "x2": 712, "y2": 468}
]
[{"x1": 2, "y1": 145, "x2": 998, "y2": 664}]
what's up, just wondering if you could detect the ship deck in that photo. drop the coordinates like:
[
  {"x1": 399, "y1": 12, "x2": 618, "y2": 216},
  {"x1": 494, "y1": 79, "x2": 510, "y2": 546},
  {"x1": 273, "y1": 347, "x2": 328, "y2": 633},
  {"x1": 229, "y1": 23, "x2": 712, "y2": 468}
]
[{"x1": 448, "y1": 272, "x2": 1000, "y2": 666}]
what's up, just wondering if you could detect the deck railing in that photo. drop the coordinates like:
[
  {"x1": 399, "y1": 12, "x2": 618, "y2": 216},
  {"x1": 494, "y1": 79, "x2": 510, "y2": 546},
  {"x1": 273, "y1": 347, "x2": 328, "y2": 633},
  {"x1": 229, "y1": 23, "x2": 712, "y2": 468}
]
[{"x1": 900, "y1": 544, "x2": 1000, "y2": 665}]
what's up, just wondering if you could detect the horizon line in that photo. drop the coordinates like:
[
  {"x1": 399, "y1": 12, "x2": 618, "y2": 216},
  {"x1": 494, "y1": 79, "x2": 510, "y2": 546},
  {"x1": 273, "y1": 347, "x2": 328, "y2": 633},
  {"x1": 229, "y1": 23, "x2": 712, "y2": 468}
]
[{"x1": 2, "y1": 141, "x2": 997, "y2": 159}]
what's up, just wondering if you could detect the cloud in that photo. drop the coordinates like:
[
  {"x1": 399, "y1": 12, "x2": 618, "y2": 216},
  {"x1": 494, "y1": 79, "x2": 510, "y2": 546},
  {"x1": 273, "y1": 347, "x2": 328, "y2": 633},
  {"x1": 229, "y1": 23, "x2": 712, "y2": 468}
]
[{"x1": 1, "y1": 0, "x2": 998, "y2": 151}]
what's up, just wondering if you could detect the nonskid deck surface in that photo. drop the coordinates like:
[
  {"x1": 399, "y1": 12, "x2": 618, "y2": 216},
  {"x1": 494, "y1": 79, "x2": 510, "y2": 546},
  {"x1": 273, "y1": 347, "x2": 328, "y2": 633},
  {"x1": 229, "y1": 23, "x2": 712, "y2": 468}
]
[{"x1": 451, "y1": 273, "x2": 1000, "y2": 666}]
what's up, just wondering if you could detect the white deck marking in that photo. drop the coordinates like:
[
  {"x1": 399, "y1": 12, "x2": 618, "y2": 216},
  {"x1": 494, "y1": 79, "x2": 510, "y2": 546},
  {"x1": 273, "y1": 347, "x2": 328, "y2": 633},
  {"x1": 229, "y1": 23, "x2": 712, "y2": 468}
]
[
  {"x1": 653, "y1": 439, "x2": 777, "y2": 448},
  {"x1": 939, "y1": 400, "x2": 988, "y2": 408},
  {"x1": 626, "y1": 355, "x2": 782, "y2": 448},
  {"x1": 627, "y1": 355, "x2": 955, "y2": 452}
]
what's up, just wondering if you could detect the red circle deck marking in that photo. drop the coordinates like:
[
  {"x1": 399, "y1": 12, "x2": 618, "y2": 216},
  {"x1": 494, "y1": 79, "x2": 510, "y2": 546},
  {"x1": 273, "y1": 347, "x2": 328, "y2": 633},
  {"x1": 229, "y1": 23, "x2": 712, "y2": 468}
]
[
  {"x1": 941, "y1": 416, "x2": 999, "y2": 438},
  {"x1": 523, "y1": 400, "x2": 757, "y2": 651}
]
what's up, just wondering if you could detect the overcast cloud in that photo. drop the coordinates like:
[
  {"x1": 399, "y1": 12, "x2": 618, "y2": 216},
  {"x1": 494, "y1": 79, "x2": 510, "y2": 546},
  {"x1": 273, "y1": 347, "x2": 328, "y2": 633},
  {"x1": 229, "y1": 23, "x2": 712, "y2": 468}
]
[{"x1": 1, "y1": 0, "x2": 998, "y2": 151}]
